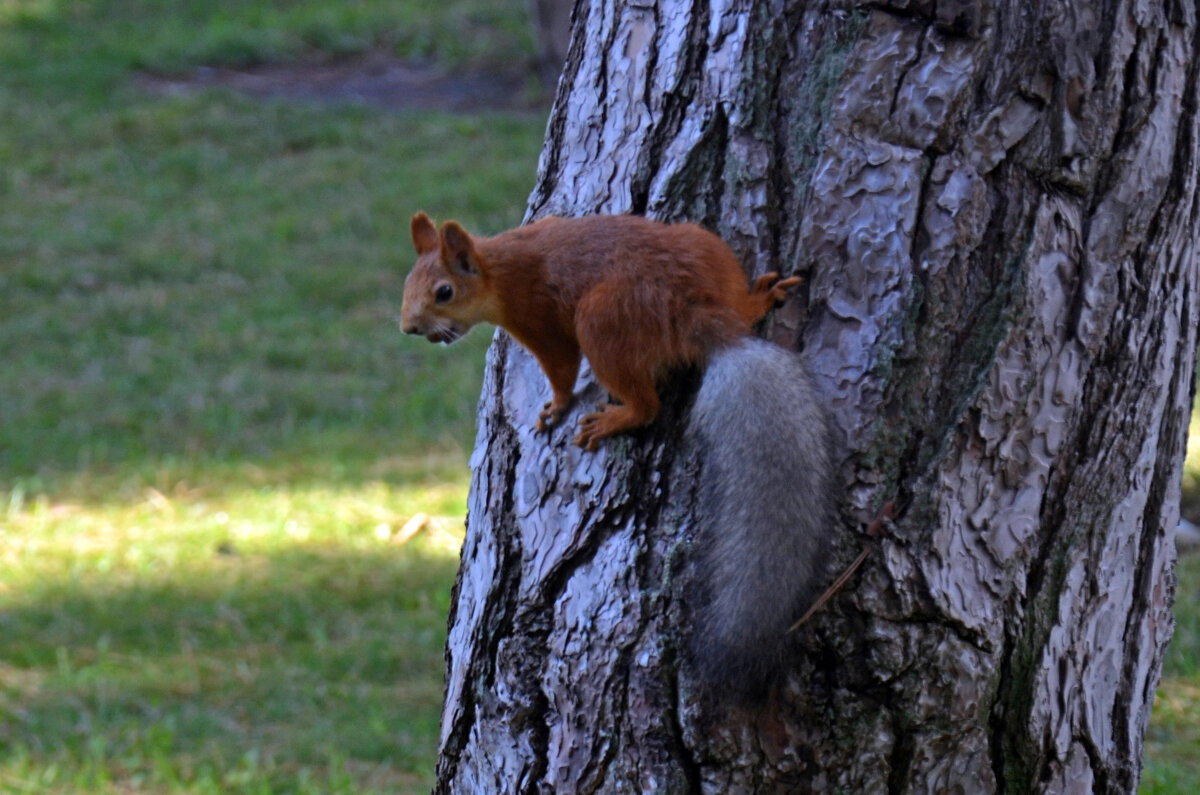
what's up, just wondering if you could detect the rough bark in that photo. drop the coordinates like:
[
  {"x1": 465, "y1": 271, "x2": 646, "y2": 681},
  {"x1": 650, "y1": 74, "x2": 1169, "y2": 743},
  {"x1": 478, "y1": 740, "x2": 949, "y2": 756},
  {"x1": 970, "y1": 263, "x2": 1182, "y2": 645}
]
[{"x1": 435, "y1": 1, "x2": 1200, "y2": 792}]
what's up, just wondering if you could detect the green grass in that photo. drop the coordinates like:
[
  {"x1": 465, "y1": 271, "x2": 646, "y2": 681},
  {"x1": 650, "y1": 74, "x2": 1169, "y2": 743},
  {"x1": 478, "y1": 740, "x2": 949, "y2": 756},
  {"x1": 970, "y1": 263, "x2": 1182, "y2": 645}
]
[
  {"x1": 1143, "y1": 557, "x2": 1200, "y2": 792},
  {"x1": 0, "y1": 0, "x2": 534, "y2": 76},
  {"x1": 0, "y1": 0, "x2": 544, "y2": 484},
  {"x1": 1, "y1": 95, "x2": 534, "y2": 479},
  {"x1": 1142, "y1": 405, "x2": 1200, "y2": 792},
  {"x1": 0, "y1": 0, "x2": 543, "y2": 791}
]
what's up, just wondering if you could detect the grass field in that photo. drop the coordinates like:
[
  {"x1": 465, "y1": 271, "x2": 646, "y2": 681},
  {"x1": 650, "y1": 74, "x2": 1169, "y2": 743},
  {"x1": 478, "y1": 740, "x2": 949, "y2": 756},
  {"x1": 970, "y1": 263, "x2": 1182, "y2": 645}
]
[
  {"x1": 0, "y1": 1, "x2": 1196, "y2": 792},
  {"x1": 0, "y1": 1, "x2": 542, "y2": 792}
]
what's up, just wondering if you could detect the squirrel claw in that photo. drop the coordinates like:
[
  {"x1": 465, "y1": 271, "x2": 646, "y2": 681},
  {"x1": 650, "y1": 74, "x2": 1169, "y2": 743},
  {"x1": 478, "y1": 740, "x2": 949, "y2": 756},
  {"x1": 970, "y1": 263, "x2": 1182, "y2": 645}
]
[
  {"x1": 537, "y1": 398, "x2": 572, "y2": 432},
  {"x1": 536, "y1": 402, "x2": 560, "y2": 431},
  {"x1": 572, "y1": 411, "x2": 601, "y2": 449},
  {"x1": 572, "y1": 425, "x2": 602, "y2": 451},
  {"x1": 572, "y1": 432, "x2": 600, "y2": 451},
  {"x1": 573, "y1": 406, "x2": 629, "y2": 450}
]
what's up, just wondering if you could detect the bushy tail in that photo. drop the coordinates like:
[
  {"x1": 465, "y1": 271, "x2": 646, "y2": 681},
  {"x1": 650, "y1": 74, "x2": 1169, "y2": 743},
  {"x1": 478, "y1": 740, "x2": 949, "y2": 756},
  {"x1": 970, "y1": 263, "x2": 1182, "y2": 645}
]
[{"x1": 687, "y1": 337, "x2": 836, "y2": 699}]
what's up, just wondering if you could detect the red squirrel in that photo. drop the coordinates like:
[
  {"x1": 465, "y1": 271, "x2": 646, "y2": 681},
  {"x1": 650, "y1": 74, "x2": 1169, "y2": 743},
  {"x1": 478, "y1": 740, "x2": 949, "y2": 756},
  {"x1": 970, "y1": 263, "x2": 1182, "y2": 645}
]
[
  {"x1": 401, "y1": 212, "x2": 798, "y2": 448},
  {"x1": 400, "y1": 212, "x2": 835, "y2": 698}
]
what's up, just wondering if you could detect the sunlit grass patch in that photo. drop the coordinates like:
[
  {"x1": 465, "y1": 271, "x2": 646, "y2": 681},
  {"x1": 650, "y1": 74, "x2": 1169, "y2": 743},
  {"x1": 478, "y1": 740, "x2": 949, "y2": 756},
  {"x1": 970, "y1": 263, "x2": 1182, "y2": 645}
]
[
  {"x1": 1181, "y1": 403, "x2": 1199, "y2": 524},
  {"x1": 0, "y1": 463, "x2": 466, "y2": 793}
]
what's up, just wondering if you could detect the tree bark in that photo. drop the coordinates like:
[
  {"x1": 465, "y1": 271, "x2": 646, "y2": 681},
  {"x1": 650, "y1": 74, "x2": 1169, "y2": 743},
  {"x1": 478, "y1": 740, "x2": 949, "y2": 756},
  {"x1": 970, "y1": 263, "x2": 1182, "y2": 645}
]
[{"x1": 435, "y1": 1, "x2": 1200, "y2": 792}]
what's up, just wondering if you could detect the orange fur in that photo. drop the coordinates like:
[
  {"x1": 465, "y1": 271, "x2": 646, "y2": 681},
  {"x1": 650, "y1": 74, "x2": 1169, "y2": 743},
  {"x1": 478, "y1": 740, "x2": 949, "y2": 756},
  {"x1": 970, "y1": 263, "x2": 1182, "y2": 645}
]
[{"x1": 400, "y1": 213, "x2": 798, "y2": 450}]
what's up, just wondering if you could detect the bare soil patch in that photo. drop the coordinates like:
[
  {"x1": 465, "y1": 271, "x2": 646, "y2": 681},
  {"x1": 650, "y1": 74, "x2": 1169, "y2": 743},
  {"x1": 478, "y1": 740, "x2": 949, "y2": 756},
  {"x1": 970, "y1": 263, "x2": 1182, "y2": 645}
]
[{"x1": 136, "y1": 50, "x2": 547, "y2": 113}]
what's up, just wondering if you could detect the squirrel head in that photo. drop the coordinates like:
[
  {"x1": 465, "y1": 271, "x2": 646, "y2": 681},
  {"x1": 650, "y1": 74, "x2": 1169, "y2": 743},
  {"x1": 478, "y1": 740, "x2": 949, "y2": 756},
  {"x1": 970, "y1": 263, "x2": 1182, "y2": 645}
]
[{"x1": 400, "y1": 212, "x2": 498, "y2": 344}]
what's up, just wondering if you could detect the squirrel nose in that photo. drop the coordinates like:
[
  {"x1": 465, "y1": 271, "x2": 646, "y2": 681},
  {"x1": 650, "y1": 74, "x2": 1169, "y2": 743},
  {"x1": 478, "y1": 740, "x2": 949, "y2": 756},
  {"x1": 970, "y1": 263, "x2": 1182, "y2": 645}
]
[{"x1": 399, "y1": 316, "x2": 419, "y2": 335}]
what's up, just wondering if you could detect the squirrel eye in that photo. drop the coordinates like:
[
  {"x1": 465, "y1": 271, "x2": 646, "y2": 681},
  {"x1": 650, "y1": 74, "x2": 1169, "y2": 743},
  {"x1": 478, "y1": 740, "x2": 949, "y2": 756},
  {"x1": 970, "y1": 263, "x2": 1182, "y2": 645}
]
[{"x1": 434, "y1": 284, "x2": 454, "y2": 304}]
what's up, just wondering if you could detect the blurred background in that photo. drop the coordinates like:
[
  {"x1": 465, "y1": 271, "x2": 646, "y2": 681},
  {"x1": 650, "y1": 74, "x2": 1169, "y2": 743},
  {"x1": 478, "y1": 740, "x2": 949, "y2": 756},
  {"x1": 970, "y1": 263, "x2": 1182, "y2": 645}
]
[{"x1": 0, "y1": 1, "x2": 1194, "y2": 792}]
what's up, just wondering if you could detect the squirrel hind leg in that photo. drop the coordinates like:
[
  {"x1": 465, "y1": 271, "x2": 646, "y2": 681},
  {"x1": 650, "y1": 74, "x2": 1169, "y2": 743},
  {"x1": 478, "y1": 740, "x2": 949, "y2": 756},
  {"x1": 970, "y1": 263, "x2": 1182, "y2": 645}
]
[
  {"x1": 572, "y1": 349, "x2": 661, "y2": 448},
  {"x1": 573, "y1": 398, "x2": 658, "y2": 451},
  {"x1": 572, "y1": 353, "x2": 661, "y2": 450},
  {"x1": 744, "y1": 272, "x2": 801, "y2": 323},
  {"x1": 571, "y1": 284, "x2": 667, "y2": 449}
]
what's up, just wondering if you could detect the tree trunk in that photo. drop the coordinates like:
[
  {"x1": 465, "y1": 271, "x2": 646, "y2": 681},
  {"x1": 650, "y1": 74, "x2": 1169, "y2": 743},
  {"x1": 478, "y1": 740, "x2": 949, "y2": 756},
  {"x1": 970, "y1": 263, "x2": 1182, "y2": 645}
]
[{"x1": 435, "y1": 1, "x2": 1200, "y2": 792}]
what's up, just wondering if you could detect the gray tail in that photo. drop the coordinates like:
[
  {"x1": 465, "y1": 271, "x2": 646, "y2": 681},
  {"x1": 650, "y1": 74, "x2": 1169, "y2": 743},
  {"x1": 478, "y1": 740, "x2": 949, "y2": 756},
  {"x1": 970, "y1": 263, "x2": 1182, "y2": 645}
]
[{"x1": 687, "y1": 337, "x2": 836, "y2": 700}]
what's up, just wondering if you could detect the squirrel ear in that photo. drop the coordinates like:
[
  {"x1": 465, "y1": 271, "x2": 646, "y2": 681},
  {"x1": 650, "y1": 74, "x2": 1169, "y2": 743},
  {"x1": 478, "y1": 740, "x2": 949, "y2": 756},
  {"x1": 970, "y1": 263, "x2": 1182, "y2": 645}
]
[
  {"x1": 411, "y1": 212, "x2": 438, "y2": 254},
  {"x1": 440, "y1": 220, "x2": 480, "y2": 275}
]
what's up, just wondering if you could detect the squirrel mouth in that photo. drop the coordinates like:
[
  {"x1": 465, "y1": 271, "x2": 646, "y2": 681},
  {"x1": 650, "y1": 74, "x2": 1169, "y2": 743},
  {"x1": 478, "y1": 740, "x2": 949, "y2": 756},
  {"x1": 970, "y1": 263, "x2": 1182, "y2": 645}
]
[{"x1": 426, "y1": 329, "x2": 460, "y2": 344}]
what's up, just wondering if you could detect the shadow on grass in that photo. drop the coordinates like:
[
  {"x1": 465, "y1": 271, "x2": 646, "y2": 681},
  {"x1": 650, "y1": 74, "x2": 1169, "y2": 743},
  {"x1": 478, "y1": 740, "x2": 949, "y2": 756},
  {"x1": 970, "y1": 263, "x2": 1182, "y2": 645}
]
[{"x1": 0, "y1": 540, "x2": 459, "y2": 793}]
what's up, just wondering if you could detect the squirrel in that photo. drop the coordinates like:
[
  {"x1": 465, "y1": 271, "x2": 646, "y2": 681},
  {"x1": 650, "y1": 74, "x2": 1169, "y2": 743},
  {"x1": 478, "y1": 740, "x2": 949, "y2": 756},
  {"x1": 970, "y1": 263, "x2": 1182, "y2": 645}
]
[{"x1": 400, "y1": 212, "x2": 836, "y2": 698}]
